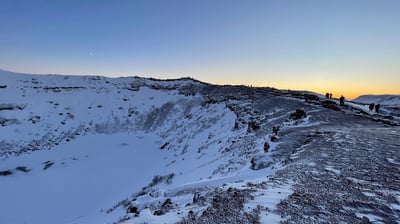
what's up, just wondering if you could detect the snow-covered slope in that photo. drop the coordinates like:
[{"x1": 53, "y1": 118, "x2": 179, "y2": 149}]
[
  {"x1": 354, "y1": 94, "x2": 400, "y2": 106},
  {"x1": 1, "y1": 70, "x2": 399, "y2": 224}
]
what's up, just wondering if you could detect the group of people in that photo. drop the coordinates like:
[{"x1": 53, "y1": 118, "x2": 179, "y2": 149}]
[
  {"x1": 325, "y1": 93, "x2": 333, "y2": 99},
  {"x1": 369, "y1": 103, "x2": 380, "y2": 113},
  {"x1": 326, "y1": 92, "x2": 345, "y2": 106},
  {"x1": 325, "y1": 92, "x2": 381, "y2": 113},
  {"x1": 339, "y1": 95, "x2": 345, "y2": 106}
]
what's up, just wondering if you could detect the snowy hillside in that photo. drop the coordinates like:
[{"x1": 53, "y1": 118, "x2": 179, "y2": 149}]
[
  {"x1": 1, "y1": 69, "x2": 399, "y2": 224},
  {"x1": 354, "y1": 94, "x2": 400, "y2": 106}
]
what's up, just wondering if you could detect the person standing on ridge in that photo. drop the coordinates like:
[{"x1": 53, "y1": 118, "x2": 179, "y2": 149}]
[
  {"x1": 375, "y1": 104, "x2": 380, "y2": 113},
  {"x1": 339, "y1": 95, "x2": 345, "y2": 106},
  {"x1": 369, "y1": 103, "x2": 375, "y2": 112}
]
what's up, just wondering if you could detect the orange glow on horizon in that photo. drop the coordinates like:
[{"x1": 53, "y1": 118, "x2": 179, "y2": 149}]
[{"x1": 209, "y1": 78, "x2": 399, "y2": 100}]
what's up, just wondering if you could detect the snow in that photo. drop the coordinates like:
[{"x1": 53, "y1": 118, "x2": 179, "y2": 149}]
[
  {"x1": 0, "y1": 70, "x2": 249, "y2": 223},
  {"x1": 1, "y1": 69, "x2": 399, "y2": 223},
  {"x1": 0, "y1": 133, "x2": 165, "y2": 224},
  {"x1": 355, "y1": 213, "x2": 384, "y2": 224},
  {"x1": 354, "y1": 94, "x2": 400, "y2": 106},
  {"x1": 324, "y1": 166, "x2": 341, "y2": 175},
  {"x1": 246, "y1": 182, "x2": 293, "y2": 223}
]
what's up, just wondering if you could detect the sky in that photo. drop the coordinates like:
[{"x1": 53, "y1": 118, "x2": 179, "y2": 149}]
[{"x1": 0, "y1": 0, "x2": 399, "y2": 98}]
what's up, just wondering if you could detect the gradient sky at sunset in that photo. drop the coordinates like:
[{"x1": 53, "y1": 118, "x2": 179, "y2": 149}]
[{"x1": 1, "y1": 0, "x2": 399, "y2": 98}]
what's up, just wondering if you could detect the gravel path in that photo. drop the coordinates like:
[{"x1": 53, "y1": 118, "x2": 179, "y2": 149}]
[{"x1": 272, "y1": 116, "x2": 400, "y2": 223}]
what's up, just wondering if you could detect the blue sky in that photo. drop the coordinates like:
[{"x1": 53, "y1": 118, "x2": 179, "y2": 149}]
[{"x1": 1, "y1": 0, "x2": 399, "y2": 98}]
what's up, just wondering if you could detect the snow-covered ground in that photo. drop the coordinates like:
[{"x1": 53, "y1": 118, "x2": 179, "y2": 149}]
[
  {"x1": 0, "y1": 69, "x2": 399, "y2": 223},
  {"x1": 354, "y1": 94, "x2": 400, "y2": 106}
]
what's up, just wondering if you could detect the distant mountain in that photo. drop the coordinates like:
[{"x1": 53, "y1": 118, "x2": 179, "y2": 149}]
[
  {"x1": 0, "y1": 69, "x2": 399, "y2": 224},
  {"x1": 354, "y1": 94, "x2": 400, "y2": 106}
]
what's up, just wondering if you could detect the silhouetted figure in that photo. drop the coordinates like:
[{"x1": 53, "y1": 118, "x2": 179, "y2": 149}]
[
  {"x1": 369, "y1": 103, "x2": 375, "y2": 112},
  {"x1": 329, "y1": 93, "x2": 333, "y2": 99},
  {"x1": 326, "y1": 93, "x2": 330, "y2": 99},
  {"x1": 375, "y1": 104, "x2": 380, "y2": 113},
  {"x1": 339, "y1": 95, "x2": 345, "y2": 106},
  {"x1": 272, "y1": 126, "x2": 280, "y2": 135},
  {"x1": 193, "y1": 191, "x2": 200, "y2": 203}
]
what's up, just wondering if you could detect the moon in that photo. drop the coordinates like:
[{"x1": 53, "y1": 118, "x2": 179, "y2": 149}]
[{"x1": 89, "y1": 52, "x2": 93, "y2": 56}]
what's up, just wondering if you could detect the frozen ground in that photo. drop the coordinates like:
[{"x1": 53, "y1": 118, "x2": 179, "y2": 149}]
[
  {"x1": 0, "y1": 69, "x2": 399, "y2": 223},
  {"x1": 273, "y1": 117, "x2": 400, "y2": 223}
]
